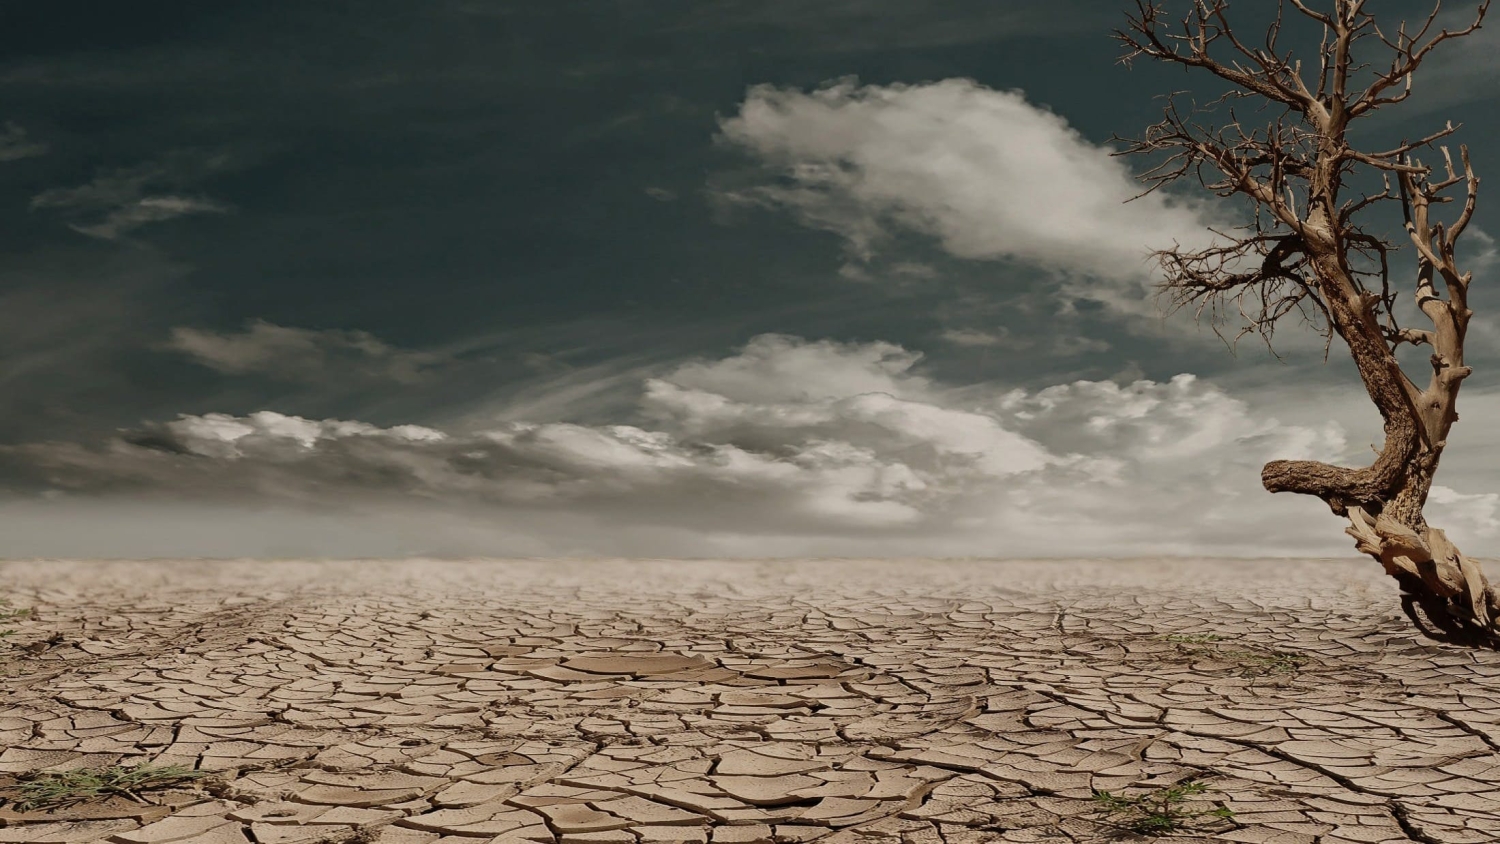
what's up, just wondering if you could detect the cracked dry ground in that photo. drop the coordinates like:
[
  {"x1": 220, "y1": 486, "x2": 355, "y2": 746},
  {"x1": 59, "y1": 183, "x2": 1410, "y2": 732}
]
[{"x1": 4, "y1": 561, "x2": 1500, "y2": 844}]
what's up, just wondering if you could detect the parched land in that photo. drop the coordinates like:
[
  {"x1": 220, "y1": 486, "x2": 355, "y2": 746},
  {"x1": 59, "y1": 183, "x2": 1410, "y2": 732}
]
[{"x1": 2, "y1": 558, "x2": 1499, "y2": 844}]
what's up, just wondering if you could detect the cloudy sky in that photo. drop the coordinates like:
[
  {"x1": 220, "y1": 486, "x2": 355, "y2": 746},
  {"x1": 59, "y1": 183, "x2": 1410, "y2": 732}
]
[{"x1": 2, "y1": 0, "x2": 1499, "y2": 559}]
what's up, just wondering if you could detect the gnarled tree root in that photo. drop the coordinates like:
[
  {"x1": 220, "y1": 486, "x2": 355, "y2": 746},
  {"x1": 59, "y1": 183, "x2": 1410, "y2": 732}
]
[{"x1": 1347, "y1": 506, "x2": 1500, "y2": 647}]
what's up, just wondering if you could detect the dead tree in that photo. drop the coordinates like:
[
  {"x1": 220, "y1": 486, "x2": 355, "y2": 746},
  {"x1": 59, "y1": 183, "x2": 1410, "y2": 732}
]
[{"x1": 1118, "y1": 0, "x2": 1497, "y2": 642}]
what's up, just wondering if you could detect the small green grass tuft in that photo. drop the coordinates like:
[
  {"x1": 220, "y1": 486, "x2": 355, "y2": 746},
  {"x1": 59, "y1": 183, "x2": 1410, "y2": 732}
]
[
  {"x1": 1092, "y1": 779, "x2": 1234, "y2": 835},
  {"x1": 1162, "y1": 633, "x2": 1224, "y2": 645},
  {"x1": 1159, "y1": 633, "x2": 1308, "y2": 677},
  {"x1": 0, "y1": 598, "x2": 29, "y2": 643},
  {"x1": 1223, "y1": 647, "x2": 1309, "y2": 675},
  {"x1": 11, "y1": 764, "x2": 208, "y2": 811}
]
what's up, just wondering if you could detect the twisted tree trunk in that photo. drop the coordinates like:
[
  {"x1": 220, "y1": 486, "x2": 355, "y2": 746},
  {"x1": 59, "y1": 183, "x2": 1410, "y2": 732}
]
[
  {"x1": 1263, "y1": 224, "x2": 1498, "y2": 642},
  {"x1": 1117, "y1": 0, "x2": 1495, "y2": 644}
]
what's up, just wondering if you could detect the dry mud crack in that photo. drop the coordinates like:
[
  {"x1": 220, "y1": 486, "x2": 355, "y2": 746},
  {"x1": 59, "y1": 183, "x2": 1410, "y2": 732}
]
[{"x1": 4, "y1": 558, "x2": 1500, "y2": 843}]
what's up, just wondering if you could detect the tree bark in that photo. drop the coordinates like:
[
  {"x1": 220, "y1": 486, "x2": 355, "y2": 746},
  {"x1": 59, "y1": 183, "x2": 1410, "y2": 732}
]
[{"x1": 1263, "y1": 238, "x2": 1500, "y2": 642}]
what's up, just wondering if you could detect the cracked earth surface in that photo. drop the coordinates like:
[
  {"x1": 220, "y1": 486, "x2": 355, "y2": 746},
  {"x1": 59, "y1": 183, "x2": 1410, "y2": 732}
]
[{"x1": 3, "y1": 558, "x2": 1500, "y2": 844}]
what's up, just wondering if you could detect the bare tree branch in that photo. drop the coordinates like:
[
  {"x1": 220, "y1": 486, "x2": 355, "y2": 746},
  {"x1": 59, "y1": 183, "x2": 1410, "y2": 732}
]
[{"x1": 1352, "y1": 1, "x2": 1492, "y2": 117}]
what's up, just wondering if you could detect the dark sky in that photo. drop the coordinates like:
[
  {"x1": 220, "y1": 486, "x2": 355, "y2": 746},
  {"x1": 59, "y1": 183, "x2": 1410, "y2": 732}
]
[{"x1": 1, "y1": 0, "x2": 1498, "y2": 558}]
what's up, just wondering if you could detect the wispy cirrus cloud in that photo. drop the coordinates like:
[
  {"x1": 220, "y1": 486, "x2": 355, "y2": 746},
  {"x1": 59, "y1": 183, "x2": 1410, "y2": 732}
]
[
  {"x1": 666, "y1": 0, "x2": 1112, "y2": 52},
  {"x1": 0, "y1": 121, "x2": 47, "y2": 162},
  {"x1": 30, "y1": 154, "x2": 232, "y2": 240},
  {"x1": 939, "y1": 327, "x2": 1111, "y2": 355},
  {"x1": 167, "y1": 320, "x2": 449, "y2": 384}
]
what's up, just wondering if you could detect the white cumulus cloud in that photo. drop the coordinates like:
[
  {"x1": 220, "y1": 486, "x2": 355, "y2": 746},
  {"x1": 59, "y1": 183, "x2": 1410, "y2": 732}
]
[
  {"x1": 0, "y1": 333, "x2": 1402, "y2": 558},
  {"x1": 716, "y1": 78, "x2": 1217, "y2": 300},
  {"x1": 1428, "y1": 485, "x2": 1500, "y2": 540}
]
